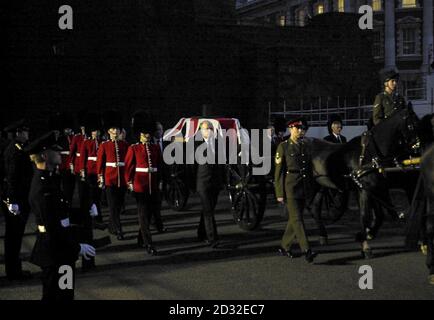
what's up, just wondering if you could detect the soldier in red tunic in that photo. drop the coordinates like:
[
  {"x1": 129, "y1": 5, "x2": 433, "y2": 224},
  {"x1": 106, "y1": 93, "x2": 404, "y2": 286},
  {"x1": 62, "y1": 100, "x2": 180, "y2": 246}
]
[
  {"x1": 48, "y1": 112, "x2": 75, "y2": 208},
  {"x1": 125, "y1": 112, "x2": 162, "y2": 255},
  {"x1": 97, "y1": 111, "x2": 129, "y2": 240},
  {"x1": 69, "y1": 114, "x2": 87, "y2": 206}
]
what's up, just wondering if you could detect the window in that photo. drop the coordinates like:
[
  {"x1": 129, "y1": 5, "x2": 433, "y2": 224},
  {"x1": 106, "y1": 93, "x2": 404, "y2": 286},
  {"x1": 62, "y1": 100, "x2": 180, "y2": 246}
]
[
  {"x1": 401, "y1": 0, "x2": 416, "y2": 8},
  {"x1": 372, "y1": 0, "x2": 382, "y2": 11},
  {"x1": 297, "y1": 9, "x2": 306, "y2": 26},
  {"x1": 402, "y1": 28, "x2": 416, "y2": 55},
  {"x1": 316, "y1": 4, "x2": 324, "y2": 14},
  {"x1": 338, "y1": 0, "x2": 345, "y2": 12}
]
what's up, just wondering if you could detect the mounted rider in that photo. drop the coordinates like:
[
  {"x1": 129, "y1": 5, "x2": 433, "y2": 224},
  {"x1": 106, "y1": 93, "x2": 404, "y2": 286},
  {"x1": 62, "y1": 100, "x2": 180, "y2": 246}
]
[{"x1": 372, "y1": 69, "x2": 407, "y2": 126}]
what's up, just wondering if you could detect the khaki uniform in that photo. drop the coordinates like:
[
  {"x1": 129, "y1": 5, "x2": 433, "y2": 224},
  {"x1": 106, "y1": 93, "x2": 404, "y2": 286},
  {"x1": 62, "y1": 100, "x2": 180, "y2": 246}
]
[
  {"x1": 372, "y1": 91, "x2": 403, "y2": 126},
  {"x1": 274, "y1": 139, "x2": 314, "y2": 251}
]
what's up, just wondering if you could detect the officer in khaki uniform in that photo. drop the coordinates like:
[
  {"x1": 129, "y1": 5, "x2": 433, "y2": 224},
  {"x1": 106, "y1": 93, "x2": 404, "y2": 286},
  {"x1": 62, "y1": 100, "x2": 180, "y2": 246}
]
[
  {"x1": 372, "y1": 70, "x2": 406, "y2": 126},
  {"x1": 275, "y1": 117, "x2": 317, "y2": 263}
]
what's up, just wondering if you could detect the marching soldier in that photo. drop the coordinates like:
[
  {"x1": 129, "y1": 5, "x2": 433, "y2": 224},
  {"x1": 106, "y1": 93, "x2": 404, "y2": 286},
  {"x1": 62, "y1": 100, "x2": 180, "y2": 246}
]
[
  {"x1": 275, "y1": 117, "x2": 318, "y2": 263},
  {"x1": 69, "y1": 114, "x2": 87, "y2": 206},
  {"x1": 125, "y1": 112, "x2": 162, "y2": 255},
  {"x1": 97, "y1": 110, "x2": 129, "y2": 240},
  {"x1": 77, "y1": 113, "x2": 104, "y2": 271},
  {"x1": 2, "y1": 119, "x2": 33, "y2": 280},
  {"x1": 48, "y1": 112, "x2": 75, "y2": 208},
  {"x1": 25, "y1": 131, "x2": 95, "y2": 300},
  {"x1": 151, "y1": 121, "x2": 166, "y2": 233},
  {"x1": 372, "y1": 70, "x2": 406, "y2": 126}
]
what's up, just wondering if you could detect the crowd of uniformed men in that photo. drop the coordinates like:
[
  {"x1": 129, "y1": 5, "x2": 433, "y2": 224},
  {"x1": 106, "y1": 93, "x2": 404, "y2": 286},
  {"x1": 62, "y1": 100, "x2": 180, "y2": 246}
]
[{"x1": 0, "y1": 69, "x2": 410, "y2": 299}]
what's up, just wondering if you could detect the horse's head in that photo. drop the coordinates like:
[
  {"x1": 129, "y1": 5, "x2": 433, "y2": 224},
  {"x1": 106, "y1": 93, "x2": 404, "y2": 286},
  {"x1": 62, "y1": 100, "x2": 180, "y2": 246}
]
[
  {"x1": 370, "y1": 104, "x2": 420, "y2": 158},
  {"x1": 398, "y1": 104, "x2": 421, "y2": 155}
]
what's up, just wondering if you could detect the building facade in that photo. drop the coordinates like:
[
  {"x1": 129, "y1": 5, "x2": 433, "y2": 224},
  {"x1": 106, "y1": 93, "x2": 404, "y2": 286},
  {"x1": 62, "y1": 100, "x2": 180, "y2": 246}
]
[{"x1": 236, "y1": 0, "x2": 434, "y2": 117}]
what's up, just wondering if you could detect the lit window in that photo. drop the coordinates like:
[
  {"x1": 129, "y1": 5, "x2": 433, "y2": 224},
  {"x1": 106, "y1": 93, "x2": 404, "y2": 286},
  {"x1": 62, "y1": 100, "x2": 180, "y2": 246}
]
[
  {"x1": 402, "y1": 28, "x2": 416, "y2": 55},
  {"x1": 279, "y1": 15, "x2": 286, "y2": 26},
  {"x1": 402, "y1": 0, "x2": 416, "y2": 8},
  {"x1": 297, "y1": 9, "x2": 306, "y2": 26},
  {"x1": 338, "y1": 0, "x2": 345, "y2": 12},
  {"x1": 372, "y1": 0, "x2": 382, "y2": 11},
  {"x1": 316, "y1": 4, "x2": 324, "y2": 14}
]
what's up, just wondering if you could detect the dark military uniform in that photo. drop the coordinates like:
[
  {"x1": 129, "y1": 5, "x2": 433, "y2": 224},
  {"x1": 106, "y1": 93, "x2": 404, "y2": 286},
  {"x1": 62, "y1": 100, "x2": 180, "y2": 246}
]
[
  {"x1": 29, "y1": 169, "x2": 80, "y2": 300},
  {"x1": 274, "y1": 138, "x2": 314, "y2": 252},
  {"x1": 25, "y1": 132, "x2": 82, "y2": 300},
  {"x1": 372, "y1": 91, "x2": 399, "y2": 126},
  {"x1": 3, "y1": 139, "x2": 33, "y2": 279}
]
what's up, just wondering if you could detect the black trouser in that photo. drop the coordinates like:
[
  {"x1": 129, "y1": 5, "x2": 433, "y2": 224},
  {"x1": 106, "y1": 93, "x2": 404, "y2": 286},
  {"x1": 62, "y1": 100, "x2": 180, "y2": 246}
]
[
  {"x1": 106, "y1": 186, "x2": 126, "y2": 234},
  {"x1": 4, "y1": 198, "x2": 30, "y2": 278},
  {"x1": 61, "y1": 170, "x2": 76, "y2": 207},
  {"x1": 197, "y1": 188, "x2": 219, "y2": 242},
  {"x1": 149, "y1": 190, "x2": 164, "y2": 231},
  {"x1": 77, "y1": 176, "x2": 103, "y2": 268},
  {"x1": 41, "y1": 264, "x2": 75, "y2": 301},
  {"x1": 135, "y1": 192, "x2": 160, "y2": 246}
]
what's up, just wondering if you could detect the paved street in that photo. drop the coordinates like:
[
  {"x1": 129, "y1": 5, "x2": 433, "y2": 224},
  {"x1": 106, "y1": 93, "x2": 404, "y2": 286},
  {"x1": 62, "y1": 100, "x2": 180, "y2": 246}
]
[{"x1": 0, "y1": 189, "x2": 433, "y2": 300}]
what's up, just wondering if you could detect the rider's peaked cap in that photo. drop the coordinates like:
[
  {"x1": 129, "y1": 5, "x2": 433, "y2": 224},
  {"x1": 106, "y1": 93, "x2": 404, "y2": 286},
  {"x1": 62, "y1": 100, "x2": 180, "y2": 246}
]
[
  {"x1": 24, "y1": 131, "x2": 62, "y2": 154},
  {"x1": 381, "y1": 69, "x2": 399, "y2": 83}
]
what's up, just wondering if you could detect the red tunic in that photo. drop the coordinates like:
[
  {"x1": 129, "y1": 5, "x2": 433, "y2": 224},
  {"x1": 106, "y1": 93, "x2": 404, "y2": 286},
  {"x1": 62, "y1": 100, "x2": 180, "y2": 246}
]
[
  {"x1": 58, "y1": 134, "x2": 73, "y2": 172},
  {"x1": 79, "y1": 138, "x2": 101, "y2": 176},
  {"x1": 125, "y1": 143, "x2": 162, "y2": 194},
  {"x1": 96, "y1": 140, "x2": 129, "y2": 187},
  {"x1": 69, "y1": 134, "x2": 86, "y2": 174}
]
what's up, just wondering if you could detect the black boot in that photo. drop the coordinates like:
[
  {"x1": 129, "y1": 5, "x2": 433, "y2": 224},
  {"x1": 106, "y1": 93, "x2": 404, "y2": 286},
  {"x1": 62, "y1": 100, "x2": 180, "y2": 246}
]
[
  {"x1": 145, "y1": 244, "x2": 157, "y2": 256},
  {"x1": 305, "y1": 249, "x2": 318, "y2": 263},
  {"x1": 277, "y1": 247, "x2": 294, "y2": 258}
]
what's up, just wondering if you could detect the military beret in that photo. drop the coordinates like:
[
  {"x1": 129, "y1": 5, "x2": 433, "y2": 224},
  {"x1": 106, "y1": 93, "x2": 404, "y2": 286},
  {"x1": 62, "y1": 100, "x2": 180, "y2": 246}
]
[{"x1": 24, "y1": 131, "x2": 62, "y2": 154}]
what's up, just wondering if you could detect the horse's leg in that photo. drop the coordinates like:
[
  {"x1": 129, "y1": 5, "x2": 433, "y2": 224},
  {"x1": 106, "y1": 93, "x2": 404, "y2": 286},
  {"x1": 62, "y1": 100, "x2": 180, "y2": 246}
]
[
  {"x1": 310, "y1": 188, "x2": 328, "y2": 245},
  {"x1": 368, "y1": 194, "x2": 385, "y2": 239}
]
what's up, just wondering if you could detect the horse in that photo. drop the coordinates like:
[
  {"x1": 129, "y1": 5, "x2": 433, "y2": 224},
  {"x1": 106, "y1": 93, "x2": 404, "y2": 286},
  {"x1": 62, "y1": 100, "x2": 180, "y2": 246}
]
[{"x1": 307, "y1": 106, "x2": 421, "y2": 258}]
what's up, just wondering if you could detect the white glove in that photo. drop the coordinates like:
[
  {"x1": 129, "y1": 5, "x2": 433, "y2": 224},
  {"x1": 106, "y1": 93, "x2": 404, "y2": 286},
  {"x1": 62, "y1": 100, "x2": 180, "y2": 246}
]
[
  {"x1": 128, "y1": 182, "x2": 134, "y2": 192},
  {"x1": 70, "y1": 163, "x2": 74, "y2": 174},
  {"x1": 79, "y1": 243, "x2": 96, "y2": 260},
  {"x1": 89, "y1": 203, "x2": 98, "y2": 217},
  {"x1": 8, "y1": 203, "x2": 20, "y2": 215}
]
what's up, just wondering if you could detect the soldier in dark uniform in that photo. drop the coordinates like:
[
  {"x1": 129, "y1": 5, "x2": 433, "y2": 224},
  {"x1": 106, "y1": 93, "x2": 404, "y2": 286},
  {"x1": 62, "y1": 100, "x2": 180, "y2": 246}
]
[
  {"x1": 194, "y1": 121, "x2": 224, "y2": 247},
  {"x1": 275, "y1": 117, "x2": 318, "y2": 263},
  {"x1": 372, "y1": 70, "x2": 406, "y2": 126},
  {"x1": 2, "y1": 119, "x2": 33, "y2": 280},
  {"x1": 151, "y1": 121, "x2": 167, "y2": 233},
  {"x1": 25, "y1": 131, "x2": 95, "y2": 300}
]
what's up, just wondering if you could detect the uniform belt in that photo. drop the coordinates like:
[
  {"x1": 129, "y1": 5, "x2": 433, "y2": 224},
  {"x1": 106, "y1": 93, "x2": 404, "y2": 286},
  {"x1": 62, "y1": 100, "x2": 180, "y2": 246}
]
[
  {"x1": 37, "y1": 225, "x2": 46, "y2": 233},
  {"x1": 60, "y1": 151, "x2": 70, "y2": 155},
  {"x1": 106, "y1": 162, "x2": 125, "y2": 167},
  {"x1": 76, "y1": 153, "x2": 81, "y2": 157},
  {"x1": 88, "y1": 157, "x2": 97, "y2": 161},
  {"x1": 135, "y1": 167, "x2": 158, "y2": 173}
]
